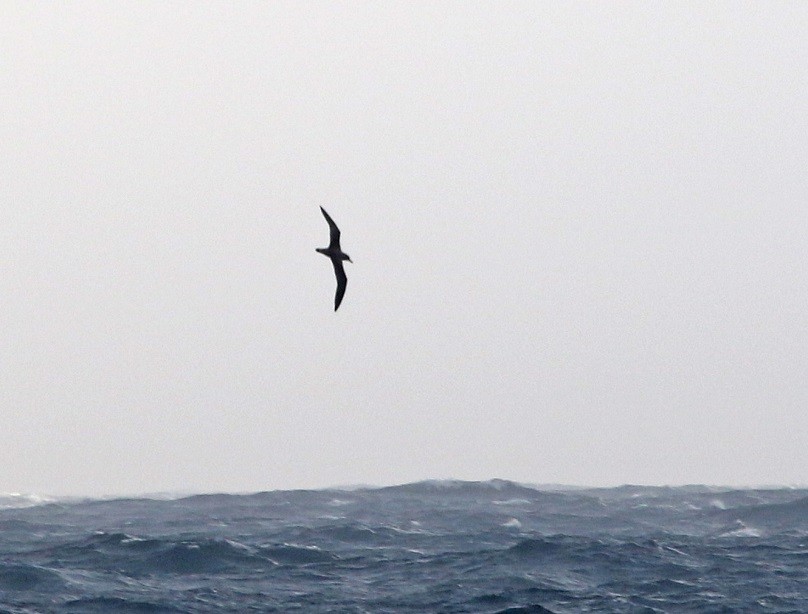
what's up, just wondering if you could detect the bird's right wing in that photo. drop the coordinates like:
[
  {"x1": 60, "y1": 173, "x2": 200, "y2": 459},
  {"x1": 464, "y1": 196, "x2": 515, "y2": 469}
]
[
  {"x1": 320, "y1": 207, "x2": 341, "y2": 249},
  {"x1": 332, "y1": 259, "x2": 347, "y2": 311}
]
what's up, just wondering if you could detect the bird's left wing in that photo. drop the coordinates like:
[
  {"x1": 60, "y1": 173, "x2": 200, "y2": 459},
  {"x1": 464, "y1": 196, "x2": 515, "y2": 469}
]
[{"x1": 332, "y1": 259, "x2": 347, "y2": 311}]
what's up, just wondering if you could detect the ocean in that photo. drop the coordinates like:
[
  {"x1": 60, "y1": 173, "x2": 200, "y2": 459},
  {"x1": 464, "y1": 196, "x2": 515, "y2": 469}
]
[{"x1": 1, "y1": 479, "x2": 807, "y2": 612}]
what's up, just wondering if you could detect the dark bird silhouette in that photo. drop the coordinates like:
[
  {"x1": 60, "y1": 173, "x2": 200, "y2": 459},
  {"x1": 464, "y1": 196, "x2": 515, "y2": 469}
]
[{"x1": 316, "y1": 207, "x2": 352, "y2": 311}]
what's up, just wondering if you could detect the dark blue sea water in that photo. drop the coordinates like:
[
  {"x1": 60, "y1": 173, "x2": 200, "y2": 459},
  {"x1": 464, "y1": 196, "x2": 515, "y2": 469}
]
[{"x1": 2, "y1": 480, "x2": 807, "y2": 613}]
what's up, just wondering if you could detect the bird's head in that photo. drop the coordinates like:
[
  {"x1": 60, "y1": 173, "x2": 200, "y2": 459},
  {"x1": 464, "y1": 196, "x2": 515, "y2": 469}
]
[{"x1": 344, "y1": 253, "x2": 353, "y2": 263}]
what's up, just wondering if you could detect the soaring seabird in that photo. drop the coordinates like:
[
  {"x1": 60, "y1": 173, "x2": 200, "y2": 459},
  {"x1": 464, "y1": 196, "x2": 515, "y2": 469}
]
[{"x1": 316, "y1": 207, "x2": 352, "y2": 311}]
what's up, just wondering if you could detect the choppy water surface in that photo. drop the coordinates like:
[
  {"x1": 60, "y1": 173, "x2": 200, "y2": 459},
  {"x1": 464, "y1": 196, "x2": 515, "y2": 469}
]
[{"x1": 2, "y1": 480, "x2": 807, "y2": 612}]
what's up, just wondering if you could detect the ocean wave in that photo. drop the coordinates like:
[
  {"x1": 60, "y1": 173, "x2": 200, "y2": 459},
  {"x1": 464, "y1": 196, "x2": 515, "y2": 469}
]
[
  {"x1": 376, "y1": 479, "x2": 557, "y2": 500},
  {"x1": 259, "y1": 543, "x2": 337, "y2": 565},
  {"x1": 31, "y1": 531, "x2": 273, "y2": 576},
  {"x1": 62, "y1": 596, "x2": 184, "y2": 613},
  {"x1": 0, "y1": 562, "x2": 64, "y2": 592},
  {"x1": 492, "y1": 606, "x2": 557, "y2": 614}
]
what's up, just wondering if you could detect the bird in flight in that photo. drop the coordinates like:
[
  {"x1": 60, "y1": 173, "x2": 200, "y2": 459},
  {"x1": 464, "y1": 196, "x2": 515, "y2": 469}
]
[{"x1": 316, "y1": 207, "x2": 352, "y2": 311}]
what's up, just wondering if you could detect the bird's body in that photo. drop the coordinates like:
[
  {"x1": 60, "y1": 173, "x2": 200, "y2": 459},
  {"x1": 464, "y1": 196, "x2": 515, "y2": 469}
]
[{"x1": 317, "y1": 207, "x2": 352, "y2": 311}]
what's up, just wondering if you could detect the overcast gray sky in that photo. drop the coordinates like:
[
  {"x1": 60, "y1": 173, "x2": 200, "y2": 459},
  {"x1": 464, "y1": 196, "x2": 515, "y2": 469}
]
[{"x1": 2, "y1": 2, "x2": 807, "y2": 496}]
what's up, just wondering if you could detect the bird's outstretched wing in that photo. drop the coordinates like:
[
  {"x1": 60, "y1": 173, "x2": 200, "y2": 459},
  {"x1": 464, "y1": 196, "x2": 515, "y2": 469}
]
[
  {"x1": 320, "y1": 207, "x2": 341, "y2": 249},
  {"x1": 332, "y1": 259, "x2": 347, "y2": 311}
]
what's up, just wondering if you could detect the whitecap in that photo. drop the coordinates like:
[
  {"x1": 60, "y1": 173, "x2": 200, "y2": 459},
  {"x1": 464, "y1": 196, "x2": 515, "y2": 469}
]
[
  {"x1": 719, "y1": 521, "x2": 761, "y2": 538},
  {"x1": 0, "y1": 492, "x2": 56, "y2": 509},
  {"x1": 493, "y1": 499, "x2": 530, "y2": 506},
  {"x1": 328, "y1": 499, "x2": 354, "y2": 507}
]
